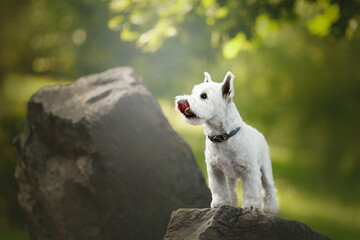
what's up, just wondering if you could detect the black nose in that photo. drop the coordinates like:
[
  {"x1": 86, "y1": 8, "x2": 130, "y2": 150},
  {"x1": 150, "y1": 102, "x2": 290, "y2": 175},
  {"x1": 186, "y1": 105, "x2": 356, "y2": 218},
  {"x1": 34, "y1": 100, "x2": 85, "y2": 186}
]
[{"x1": 177, "y1": 99, "x2": 188, "y2": 104}]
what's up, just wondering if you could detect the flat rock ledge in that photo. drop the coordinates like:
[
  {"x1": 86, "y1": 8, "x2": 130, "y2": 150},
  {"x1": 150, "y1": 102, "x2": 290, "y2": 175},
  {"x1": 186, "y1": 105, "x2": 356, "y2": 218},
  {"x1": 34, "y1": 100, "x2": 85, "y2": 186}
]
[{"x1": 163, "y1": 205, "x2": 331, "y2": 240}]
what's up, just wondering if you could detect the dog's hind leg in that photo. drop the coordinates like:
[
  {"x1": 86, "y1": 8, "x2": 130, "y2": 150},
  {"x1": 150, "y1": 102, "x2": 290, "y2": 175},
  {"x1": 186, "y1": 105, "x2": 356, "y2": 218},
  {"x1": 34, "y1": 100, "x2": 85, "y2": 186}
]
[
  {"x1": 241, "y1": 168, "x2": 262, "y2": 212},
  {"x1": 261, "y1": 155, "x2": 279, "y2": 214}
]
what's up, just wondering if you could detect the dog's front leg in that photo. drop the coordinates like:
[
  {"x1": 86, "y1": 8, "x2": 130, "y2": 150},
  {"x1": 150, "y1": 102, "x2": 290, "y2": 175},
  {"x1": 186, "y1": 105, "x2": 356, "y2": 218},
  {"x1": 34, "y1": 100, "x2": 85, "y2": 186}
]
[
  {"x1": 226, "y1": 177, "x2": 238, "y2": 206},
  {"x1": 241, "y1": 168, "x2": 262, "y2": 212},
  {"x1": 207, "y1": 163, "x2": 231, "y2": 208}
]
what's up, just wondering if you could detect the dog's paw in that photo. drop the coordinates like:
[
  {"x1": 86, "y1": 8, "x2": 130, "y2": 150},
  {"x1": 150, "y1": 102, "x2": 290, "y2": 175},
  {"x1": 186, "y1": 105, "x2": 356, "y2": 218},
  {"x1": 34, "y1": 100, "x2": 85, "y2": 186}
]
[
  {"x1": 211, "y1": 199, "x2": 230, "y2": 208},
  {"x1": 210, "y1": 202, "x2": 221, "y2": 208},
  {"x1": 263, "y1": 205, "x2": 279, "y2": 215},
  {"x1": 242, "y1": 205, "x2": 260, "y2": 214}
]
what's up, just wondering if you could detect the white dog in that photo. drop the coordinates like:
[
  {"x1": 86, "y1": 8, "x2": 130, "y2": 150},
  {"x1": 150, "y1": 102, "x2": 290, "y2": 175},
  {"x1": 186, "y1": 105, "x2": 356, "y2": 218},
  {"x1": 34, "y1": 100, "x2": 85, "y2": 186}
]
[{"x1": 175, "y1": 71, "x2": 279, "y2": 214}]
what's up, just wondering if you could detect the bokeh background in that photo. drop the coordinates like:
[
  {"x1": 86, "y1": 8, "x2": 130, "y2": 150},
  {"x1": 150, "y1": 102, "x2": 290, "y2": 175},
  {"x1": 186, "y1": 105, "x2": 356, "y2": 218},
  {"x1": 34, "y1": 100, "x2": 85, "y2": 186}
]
[{"x1": 1, "y1": 0, "x2": 360, "y2": 239}]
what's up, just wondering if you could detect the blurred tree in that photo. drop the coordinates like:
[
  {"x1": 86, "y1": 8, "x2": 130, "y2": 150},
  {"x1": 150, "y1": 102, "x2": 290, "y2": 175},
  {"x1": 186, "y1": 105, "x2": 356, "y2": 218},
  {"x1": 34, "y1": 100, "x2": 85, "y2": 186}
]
[
  {"x1": 106, "y1": 0, "x2": 360, "y2": 58},
  {"x1": 0, "y1": 0, "x2": 135, "y2": 233},
  {"x1": 0, "y1": 0, "x2": 138, "y2": 84}
]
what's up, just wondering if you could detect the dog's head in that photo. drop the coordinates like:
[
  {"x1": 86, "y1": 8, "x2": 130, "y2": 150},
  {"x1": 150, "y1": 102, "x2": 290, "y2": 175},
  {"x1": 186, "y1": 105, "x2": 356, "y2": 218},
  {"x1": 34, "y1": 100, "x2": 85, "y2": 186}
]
[{"x1": 175, "y1": 71, "x2": 235, "y2": 125}]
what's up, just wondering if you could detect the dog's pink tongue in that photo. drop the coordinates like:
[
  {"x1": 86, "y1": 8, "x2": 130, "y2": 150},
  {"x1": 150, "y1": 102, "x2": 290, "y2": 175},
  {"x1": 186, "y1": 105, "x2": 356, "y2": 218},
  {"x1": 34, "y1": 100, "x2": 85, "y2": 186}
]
[{"x1": 177, "y1": 101, "x2": 192, "y2": 116}]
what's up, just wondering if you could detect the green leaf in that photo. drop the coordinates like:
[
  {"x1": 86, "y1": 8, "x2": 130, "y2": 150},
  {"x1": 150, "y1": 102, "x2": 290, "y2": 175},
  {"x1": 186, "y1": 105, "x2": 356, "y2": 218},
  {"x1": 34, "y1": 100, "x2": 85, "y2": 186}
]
[
  {"x1": 201, "y1": 0, "x2": 215, "y2": 8},
  {"x1": 109, "y1": 0, "x2": 131, "y2": 12},
  {"x1": 223, "y1": 32, "x2": 252, "y2": 59},
  {"x1": 108, "y1": 15, "x2": 124, "y2": 30},
  {"x1": 307, "y1": 0, "x2": 339, "y2": 37},
  {"x1": 120, "y1": 23, "x2": 139, "y2": 42},
  {"x1": 214, "y1": 7, "x2": 228, "y2": 19},
  {"x1": 255, "y1": 13, "x2": 279, "y2": 38}
]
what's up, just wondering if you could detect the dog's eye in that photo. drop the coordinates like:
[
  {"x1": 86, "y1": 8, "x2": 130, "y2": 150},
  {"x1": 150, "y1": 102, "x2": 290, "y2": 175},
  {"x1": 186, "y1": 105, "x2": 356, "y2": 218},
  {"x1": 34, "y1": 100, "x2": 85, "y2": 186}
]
[{"x1": 200, "y1": 93, "x2": 207, "y2": 99}]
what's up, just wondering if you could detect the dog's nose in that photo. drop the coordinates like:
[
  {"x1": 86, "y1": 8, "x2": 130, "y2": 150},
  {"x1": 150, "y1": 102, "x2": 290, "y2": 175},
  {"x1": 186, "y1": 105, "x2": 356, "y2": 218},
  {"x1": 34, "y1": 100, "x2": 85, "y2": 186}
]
[{"x1": 177, "y1": 100, "x2": 192, "y2": 116}]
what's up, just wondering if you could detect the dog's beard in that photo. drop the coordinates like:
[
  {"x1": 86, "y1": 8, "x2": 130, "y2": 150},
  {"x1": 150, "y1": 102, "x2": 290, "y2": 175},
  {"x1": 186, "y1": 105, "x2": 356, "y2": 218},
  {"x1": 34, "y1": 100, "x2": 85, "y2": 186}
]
[
  {"x1": 183, "y1": 113, "x2": 205, "y2": 125},
  {"x1": 184, "y1": 109, "x2": 197, "y2": 119}
]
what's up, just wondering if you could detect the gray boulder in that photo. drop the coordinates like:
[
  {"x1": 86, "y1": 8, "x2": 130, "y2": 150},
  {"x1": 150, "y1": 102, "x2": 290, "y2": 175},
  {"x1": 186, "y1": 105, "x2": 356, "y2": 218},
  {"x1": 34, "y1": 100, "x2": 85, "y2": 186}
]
[
  {"x1": 163, "y1": 205, "x2": 331, "y2": 240},
  {"x1": 13, "y1": 67, "x2": 211, "y2": 240}
]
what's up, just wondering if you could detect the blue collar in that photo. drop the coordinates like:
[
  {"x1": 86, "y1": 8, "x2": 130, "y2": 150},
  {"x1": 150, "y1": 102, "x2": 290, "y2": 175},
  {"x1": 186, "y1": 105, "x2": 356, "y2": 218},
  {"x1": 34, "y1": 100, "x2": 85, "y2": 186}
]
[{"x1": 208, "y1": 127, "x2": 241, "y2": 143}]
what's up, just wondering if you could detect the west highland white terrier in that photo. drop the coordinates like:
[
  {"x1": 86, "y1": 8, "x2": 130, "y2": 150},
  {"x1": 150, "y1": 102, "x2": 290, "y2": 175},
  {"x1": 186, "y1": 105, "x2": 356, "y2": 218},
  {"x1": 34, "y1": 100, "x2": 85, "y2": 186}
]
[{"x1": 175, "y1": 71, "x2": 279, "y2": 214}]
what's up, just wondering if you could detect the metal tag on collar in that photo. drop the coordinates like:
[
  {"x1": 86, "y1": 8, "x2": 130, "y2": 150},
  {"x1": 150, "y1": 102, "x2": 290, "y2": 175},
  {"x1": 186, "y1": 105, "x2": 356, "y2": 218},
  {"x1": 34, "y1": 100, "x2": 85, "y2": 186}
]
[{"x1": 222, "y1": 133, "x2": 228, "y2": 140}]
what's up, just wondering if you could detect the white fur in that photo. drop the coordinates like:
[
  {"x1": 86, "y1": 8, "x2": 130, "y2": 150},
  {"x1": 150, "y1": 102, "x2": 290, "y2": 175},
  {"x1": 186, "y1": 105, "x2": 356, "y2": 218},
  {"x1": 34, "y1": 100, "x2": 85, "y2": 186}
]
[{"x1": 175, "y1": 71, "x2": 279, "y2": 214}]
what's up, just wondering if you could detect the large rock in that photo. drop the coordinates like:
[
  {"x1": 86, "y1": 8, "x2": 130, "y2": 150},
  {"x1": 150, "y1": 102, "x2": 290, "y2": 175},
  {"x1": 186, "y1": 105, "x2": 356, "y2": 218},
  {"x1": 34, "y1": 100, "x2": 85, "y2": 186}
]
[
  {"x1": 13, "y1": 67, "x2": 211, "y2": 240},
  {"x1": 164, "y1": 205, "x2": 331, "y2": 240}
]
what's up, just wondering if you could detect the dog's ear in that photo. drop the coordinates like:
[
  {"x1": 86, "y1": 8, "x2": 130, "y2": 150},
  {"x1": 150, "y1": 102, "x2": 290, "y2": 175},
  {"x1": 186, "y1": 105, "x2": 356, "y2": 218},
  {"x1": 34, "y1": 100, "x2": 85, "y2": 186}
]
[
  {"x1": 204, "y1": 72, "x2": 213, "y2": 83},
  {"x1": 222, "y1": 71, "x2": 235, "y2": 99}
]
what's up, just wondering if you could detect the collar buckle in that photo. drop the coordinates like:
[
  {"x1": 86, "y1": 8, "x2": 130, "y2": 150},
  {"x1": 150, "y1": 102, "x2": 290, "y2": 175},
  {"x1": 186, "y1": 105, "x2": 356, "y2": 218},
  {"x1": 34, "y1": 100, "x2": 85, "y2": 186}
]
[{"x1": 210, "y1": 135, "x2": 223, "y2": 142}]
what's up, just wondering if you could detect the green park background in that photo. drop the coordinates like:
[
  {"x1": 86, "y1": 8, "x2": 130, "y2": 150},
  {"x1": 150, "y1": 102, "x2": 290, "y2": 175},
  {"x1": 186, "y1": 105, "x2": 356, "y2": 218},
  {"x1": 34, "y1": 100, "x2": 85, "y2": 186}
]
[{"x1": 1, "y1": 0, "x2": 360, "y2": 239}]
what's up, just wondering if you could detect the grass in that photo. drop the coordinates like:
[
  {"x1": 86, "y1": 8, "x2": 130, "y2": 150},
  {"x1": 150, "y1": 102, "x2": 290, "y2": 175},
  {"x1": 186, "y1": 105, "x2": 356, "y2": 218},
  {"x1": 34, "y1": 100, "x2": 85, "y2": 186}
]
[
  {"x1": 158, "y1": 98, "x2": 360, "y2": 240},
  {"x1": 0, "y1": 226, "x2": 28, "y2": 240}
]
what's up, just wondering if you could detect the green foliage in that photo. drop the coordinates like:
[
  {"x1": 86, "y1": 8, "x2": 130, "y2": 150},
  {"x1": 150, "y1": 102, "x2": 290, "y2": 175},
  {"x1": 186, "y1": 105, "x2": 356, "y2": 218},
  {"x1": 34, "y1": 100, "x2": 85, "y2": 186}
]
[
  {"x1": 0, "y1": 0, "x2": 136, "y2": 81},
  {"x1": 307, "y1": 0, "x2": 339, "y2": 36},
  {"x1": 107, "y1": 0, "x2": 359, "y2": 58}
]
